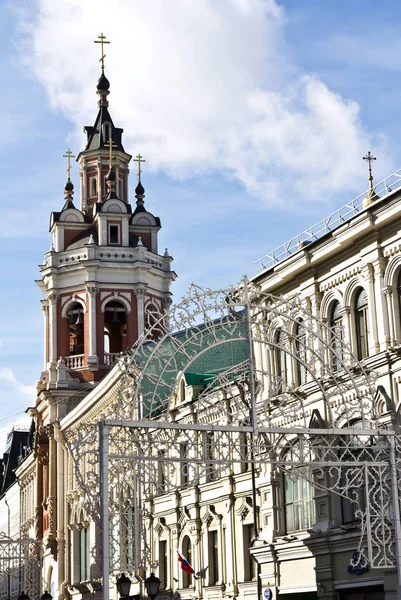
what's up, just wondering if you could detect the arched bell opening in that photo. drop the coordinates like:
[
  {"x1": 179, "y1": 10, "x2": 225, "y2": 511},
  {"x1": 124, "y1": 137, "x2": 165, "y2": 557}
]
[
  {"x1": 67, "y1": 302, "x2": 85, "y2": 357},
  {"x1": 104, "y1": 301, "x2": 127, "y2": 364}
]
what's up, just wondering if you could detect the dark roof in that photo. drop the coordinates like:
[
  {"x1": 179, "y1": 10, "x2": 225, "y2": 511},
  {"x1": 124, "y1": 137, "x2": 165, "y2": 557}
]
[
  {"x1": 83, "y1": 105, "x2": 125, "y2": 153},
  {"x1": 66, "y1": 226, "x2": 98, "y2": 250},
  {"x1": 0, "y1": 428, "x2": 33, "y2": 496}
]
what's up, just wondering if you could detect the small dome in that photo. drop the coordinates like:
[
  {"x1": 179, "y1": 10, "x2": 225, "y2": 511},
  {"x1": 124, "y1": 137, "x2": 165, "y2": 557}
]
[
  {"x1": 106, "y1": 167, "x2": 116, "y2": 182},
  {"x1": 97, "y1": 73, "x2": 110, "y2": 91},
  {"x1": 64, "y1": 178, "x2": 74, "y2": 193},
  {"x1": 135, "y1": 181, "x2": 145, "y2": 195}
]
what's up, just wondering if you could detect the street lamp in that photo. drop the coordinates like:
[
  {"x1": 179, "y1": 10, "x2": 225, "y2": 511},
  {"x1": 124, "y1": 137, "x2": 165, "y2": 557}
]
[
  {"x1": 17, "y1": 593, "x2": 30, "y2": 600},
  {"x1": 41, "y1": 592, "x2": 52, "y2": 600},
  {"x1": 116, "y1": 573, "x2": 131, "y2": 599},
  {"x1": 144, "y1": 573, "x2": 160, "y2": 600}
]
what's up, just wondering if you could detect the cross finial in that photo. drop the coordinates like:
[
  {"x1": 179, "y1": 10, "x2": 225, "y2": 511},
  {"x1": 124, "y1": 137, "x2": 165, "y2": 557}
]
[
  {"x1": 363, "y1": 151, "x2": 377, "y2": 187},
  {"x1": 133, "y1": 153, "x2": 146, "y2": 182},
  {"x1": 94, "y1": 33, "x2": 110, "y2": 74},
  {"x1": 63, "y1": 149, "x2": 76, "y2": 180},
  {"x1": 104, "y1": 138, "x2": 118, "y2": 168}
]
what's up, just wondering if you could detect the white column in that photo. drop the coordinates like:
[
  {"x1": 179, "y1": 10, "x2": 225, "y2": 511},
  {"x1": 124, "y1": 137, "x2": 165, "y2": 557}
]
[
  {"x1": 384, "y1": 287, "x2": 396, "y2": 345},
  {"x1": 135, "y1": 287, "x2": 147, "y2": 338},
  {"x1": 42, "y1": 304, "x2": 49, "y2": 368},
  {"x1": 97, "y1": 159, "x2": 103, "y2": 203},
  {"x1": 87, "y1": 285, "x2": 99, "y2": 369},
  {"x1": 362, "y1": 263, "x2": 380, "y2": 354},
  {"x1": 48, "y1": 292, "x2": 58, "y2": 363}
]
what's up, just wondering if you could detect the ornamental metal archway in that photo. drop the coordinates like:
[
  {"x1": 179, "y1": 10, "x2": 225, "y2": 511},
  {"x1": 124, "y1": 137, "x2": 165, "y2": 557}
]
[
  {"x1": 63, "y1": 278, "x2": 401, "y2": 600},
  {"x1": 0, "y1": 534, "x2": 41, "y2": 600}
]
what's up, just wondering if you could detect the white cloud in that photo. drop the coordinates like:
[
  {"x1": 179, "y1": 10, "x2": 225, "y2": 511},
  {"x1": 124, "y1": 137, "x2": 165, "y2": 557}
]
[
  {"x1": 0, "y1": 367, "x2": 36, "y2": 400},
  {"x1": 16, "y1": 0, "x2": 390, "y2": 207}
]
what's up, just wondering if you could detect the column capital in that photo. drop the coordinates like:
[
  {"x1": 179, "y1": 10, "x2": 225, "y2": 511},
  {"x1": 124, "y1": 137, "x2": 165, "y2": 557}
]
[
  {"x1": 86, "y1": 285, "x2": 99, "y2": 298},
  {"x1": 135, "y1": 286, "x2": 148, "y2": 300},
  {"x1": 383, "y1": 285, "x2": 393, "y2": 298},
  {"x1": 41, "y1": 304, "x2": 49, "y2": 315},
  {"x1": 162, "y1": 297, "x2": 173, "y2": 309},
  {"x1": 48, "y1": 292, "x2": 58, "y2": 305}
]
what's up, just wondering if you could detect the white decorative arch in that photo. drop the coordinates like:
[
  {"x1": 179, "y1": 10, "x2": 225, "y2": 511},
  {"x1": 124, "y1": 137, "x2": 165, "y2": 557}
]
[
  {"x1": 101, "y1": 294, "x2": 131, "y2": 313},
  {"x1": 343, "y1": 276, "x2": 366, "y2": 308},
  {"x1": 384, "y1": 255, "x2": 401, "y2": 288},
  {"x1": 61, "y1": 297, "x2": 87, "y2": 318},
  {"x1": 131, "y1": 212, "x2": 157, "y2": 226},
  {"x1": 321, "y1": 289, "x2": 343, "y2": 320},
  {"x1": 60, "y1": 209, "x2": 85, "y2": 223},
  {"x1": 103, "y1": 198, "x2": 127, "y2": 213}
]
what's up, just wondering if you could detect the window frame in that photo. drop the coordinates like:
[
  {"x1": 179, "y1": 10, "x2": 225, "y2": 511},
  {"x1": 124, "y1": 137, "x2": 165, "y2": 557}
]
[{"x1": 355, "y1": 288, "x2": 369, "y2": 360}]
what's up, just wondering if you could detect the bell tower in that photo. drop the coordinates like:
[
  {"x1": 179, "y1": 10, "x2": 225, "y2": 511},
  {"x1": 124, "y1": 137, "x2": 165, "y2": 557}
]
[{"x1": 36, "y1": 37, "x2": 176, "y2": 391}]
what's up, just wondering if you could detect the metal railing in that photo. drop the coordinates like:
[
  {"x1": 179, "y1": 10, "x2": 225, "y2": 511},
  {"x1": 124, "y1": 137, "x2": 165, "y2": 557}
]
[{"x1": 254, "y1": 168, "x2": 401, "y2": 273}]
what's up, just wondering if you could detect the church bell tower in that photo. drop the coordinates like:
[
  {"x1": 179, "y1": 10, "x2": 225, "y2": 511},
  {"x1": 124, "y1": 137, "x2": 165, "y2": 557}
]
[{"x1": 36, "y1": 35, "x2": 176, "y2": 391}]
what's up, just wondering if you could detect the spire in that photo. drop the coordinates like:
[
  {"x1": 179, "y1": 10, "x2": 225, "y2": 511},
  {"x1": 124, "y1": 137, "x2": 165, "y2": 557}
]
[
  {"x1": 94, "y1": 33, "x2": 111, "y2": 107},
  {"x1": 134, "y1": 153, "x2": 146, "y2": 212},
  {"x1": 104, "y1": 139, "x2": 118, "y2": 199},
  {"x1": 62, "y1": 149, "x2": 76, "y2": 208},
  {"x1": 362, "y1": 151, "x2": 379, "y2": 207}
]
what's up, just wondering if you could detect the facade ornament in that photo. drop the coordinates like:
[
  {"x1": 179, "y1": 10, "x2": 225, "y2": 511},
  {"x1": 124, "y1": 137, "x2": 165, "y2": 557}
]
[
  {"x1": 48, "y1": 292, "x2": 58, "y2": 305},
  {"x1": 86, "y1": 285, "x2": 99, "y2": 297},
  {"x1": 135, "y1": 286, "x2": 148, "y2": 299}
]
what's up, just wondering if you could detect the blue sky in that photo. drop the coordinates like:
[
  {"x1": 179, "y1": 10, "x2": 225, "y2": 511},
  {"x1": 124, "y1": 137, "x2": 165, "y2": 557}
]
[{"x1": 1, "y1": 0, "x2": 401, "y2": 446}]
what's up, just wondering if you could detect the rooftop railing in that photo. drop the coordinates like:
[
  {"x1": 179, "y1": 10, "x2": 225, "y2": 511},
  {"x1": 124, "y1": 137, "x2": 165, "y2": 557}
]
[{"x1": 253, "y1": 168, "x2": 401, "y2": 274}]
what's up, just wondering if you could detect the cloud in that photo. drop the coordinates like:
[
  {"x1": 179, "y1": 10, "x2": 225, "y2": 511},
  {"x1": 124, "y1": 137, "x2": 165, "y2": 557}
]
[
  {"x1": 15, "y1": 0, "x2": 390, "y2": 207},
  {"x1": 0, "y1": 368, "x2": 36, "y2": 400}
]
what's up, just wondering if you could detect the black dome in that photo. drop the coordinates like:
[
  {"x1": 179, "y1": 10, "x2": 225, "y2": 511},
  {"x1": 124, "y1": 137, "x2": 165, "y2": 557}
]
[
  {"x1": 106, "y1": 167, "x2": 116, "y2": 182},
  {"x1": 135, "y1": 181, "x2": 145, "y2": 195},
  {"x1": 64, "y1": 178, "x2": 74, "y2": 192},
  {"x1": 97, "y1": 73, "x2": 110, "y2": 91}
]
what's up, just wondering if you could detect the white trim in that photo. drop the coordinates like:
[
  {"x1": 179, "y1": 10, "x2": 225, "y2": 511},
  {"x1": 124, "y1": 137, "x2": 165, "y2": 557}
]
[
  {"x1": 278, "y1": 584, "x2": 317, "y2": 594},
  {"x1": 108, "y1": 223, "x2": 121, "y2": 245},
  {"x1": 334, "y1": 577, "x2": 383, "y2": 590},
  {"x1": 61, "y1": 297, "x2": 87, "y2": 318},
  {"x1": 101, "y1": 294, "x2": 131, "y2": 314}
]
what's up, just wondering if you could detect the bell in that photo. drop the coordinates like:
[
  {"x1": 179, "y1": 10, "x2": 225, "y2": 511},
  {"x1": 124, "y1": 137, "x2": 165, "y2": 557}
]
[
  {"x1": 68, "y1": 312, "x2": 75, "y2": 325},
  {"x1": 75, "y1": 311, "x2": 83, "y2": 325},
  {"x1": 111, "y1": 307, "x2": 120, "y2": 324}
]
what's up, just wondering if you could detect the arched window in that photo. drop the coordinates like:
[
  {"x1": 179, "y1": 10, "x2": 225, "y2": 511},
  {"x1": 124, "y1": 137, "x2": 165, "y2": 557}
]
[
  {"x1": 181, "y1": 536, "x2": 193, "y2": 588},
  {"x1": 104, "y1": 301, "x2": 127, "y2": 362},
  {"x1": 294, "y1": 319, "x2": 307, "y2": 386},
  {"x1": 355, "y1": 289, "x2": 369, "y2": 360},
  {"x1": 275, "y1": 328, "x2": 288, "y2": 393},
  {"x1": 67, "y1": 302, "x2": 84, "y2": 356},
  {"x1": 284, "y1": 444, "x2": 315, "y2": 532},
  {"x1": 79, "y1": 523, "x2": 90, "y2": 581},
  {"x1": 102, "y1": 122, "x2": 112, "y2": 142},
  {"x1": 145, "y1": 303, "x2": 163, "y2": 340},
  {"x1": 89, "y1": 177, "x2": 97, "y2": 198},
  {"x1": 330, "y1": 301, "x2": 344, "y2": 370}
]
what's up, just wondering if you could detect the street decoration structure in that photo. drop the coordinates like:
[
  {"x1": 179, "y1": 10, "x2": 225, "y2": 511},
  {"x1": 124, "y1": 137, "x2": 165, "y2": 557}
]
[{"x1": 62, "y1": 278, "x2": 401, "y2": 600}]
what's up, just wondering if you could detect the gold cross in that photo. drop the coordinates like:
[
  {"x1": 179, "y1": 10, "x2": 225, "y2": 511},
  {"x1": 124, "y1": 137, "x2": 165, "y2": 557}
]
[
  {"x1": 63, "y1": 149, "x2": 76, "y2": 179},
  {"x1": 363, "y1": 151, "x2": 377, "y2": 182},
  {"x1": 94, "y1": 33, "x2": 110, "y2": 74},
  {"x1": 104, "y1": 139, "x2": 118, "y2": 168},
  {"x1": 133, "y1": 153, "x2": 146, "y2": 181}
]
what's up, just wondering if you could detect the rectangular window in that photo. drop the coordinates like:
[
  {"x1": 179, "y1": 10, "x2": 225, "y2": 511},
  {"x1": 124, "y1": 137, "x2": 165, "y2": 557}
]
[
  {"x1": 109, "y1": 224, "x2": 120, "y2": 245},
  {"x1": 243, "y1": 524, "x2": 256, "y2": 581},
  {"x1": 208, "y1": 530, "x2": 219, "y2": 585},
  {"x1": 206, "y1": 432, "x2": 219, "y2": 482},
  {"x1": 157, "y1": 449, "x2": 167, "y2": 493},
  {"x1": 284, "y1": 474, "x2": 315, "y2": 532},
  {"x1": 180, "y1": 442, "x2": 189, "y2": 486},
  {"x1": 80, "y1": 527, "x2": 90, "y2": 581},
  {"x1": 159, "y1": 540, "x2": 168, "y2": 590}
]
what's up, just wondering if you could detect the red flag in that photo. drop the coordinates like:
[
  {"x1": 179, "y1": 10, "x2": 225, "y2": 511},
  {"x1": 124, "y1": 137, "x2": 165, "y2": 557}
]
[{"x1": 178, "y1": 552, "x2": 195, "y2": 574}]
